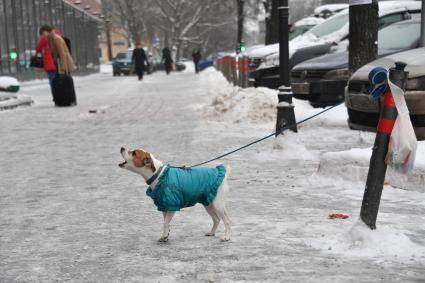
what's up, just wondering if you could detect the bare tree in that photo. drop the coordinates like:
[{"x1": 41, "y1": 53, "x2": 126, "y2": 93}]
[
  {"x1": 349, "y1": 1, "x2": 379, "y2": 73},
  {"x1": 264, "y1": 0, "x2": 279, "y2": 44}
]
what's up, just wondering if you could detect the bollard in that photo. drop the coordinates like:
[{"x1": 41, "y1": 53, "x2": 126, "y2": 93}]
[
  {"x1": 238, "y1": 56, "x2": 250, "y2": 88},
  {"x1": 275, "y1": 85, "x2": 297, "y2": 134},
  {"x1": 231, "y1": 57, "x2": 238, "y2": 86},
  {"x1": 360, "y1": 62, "x2": 408, "y2": 230}
]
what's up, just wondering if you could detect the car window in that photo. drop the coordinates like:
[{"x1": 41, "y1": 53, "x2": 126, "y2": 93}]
[
  {"x1": 126, "y1": 52, "x2": 133, "y2": 59},
  {"x1": 290, "y1": 26, "x2": 313, "y2": 40},
  {"x1": 410, "y1": 12, "x2": 421, "y2": 20},
  {"x1": 378, "y1": 13, "x2": 403, "y2": 29},
  {"x1": 378, "y1": 22, "x2": 420, "y2": 49},
  {"x1": 306, "y1": 13, "x2": 348, "y2": 39}
]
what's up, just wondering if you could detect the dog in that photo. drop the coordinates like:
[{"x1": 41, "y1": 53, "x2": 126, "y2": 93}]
[{"x1": 119, "y1": 147, "x2": 231, "y2": 242}]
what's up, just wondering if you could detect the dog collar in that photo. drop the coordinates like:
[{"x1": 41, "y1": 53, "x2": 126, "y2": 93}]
[{"x1": 146, "y1": 166, "x2": 164, "y2": 186}]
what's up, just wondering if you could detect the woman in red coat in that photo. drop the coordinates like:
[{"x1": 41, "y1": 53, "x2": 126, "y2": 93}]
[{"x1": 35, "y1": 25, "x2": 57, "y2": 87}]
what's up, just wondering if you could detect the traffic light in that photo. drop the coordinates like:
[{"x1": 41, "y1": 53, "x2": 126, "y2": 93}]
[
  {"x1": 236, "y1": 41, "x2": 246, "y2": 54},
  {"x1": 240, "y1": 42, "x2": 246, "y2": 53},
  {"x1": 9, "y1": 50, "x2": 17, "y2": 60}
]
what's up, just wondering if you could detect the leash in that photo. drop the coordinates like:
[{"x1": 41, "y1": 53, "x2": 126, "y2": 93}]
[{"x1": 187, "y1": 102, "x2": 344, "y2": 168}]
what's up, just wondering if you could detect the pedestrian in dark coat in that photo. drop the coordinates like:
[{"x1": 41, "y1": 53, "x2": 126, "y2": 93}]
[
  {"x1": 132, "y1": 42, "x2": 149, "y2": 81},
  {"x1": 162, "y1": 48, "x2": 173, "y2": 75},
  {"x1": 35, "y1": 25, "x2": 57, "y2": 86},
  {"x1": 192, "y1": 49, "x2": 202, "y2": 73}
]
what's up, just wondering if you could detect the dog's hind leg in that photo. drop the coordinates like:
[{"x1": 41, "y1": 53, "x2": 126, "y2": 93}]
[
  {"x1": 204, "y1": 204, "x2": 220, "y2": 236},
  {"x1": 214, "y1": 207, "x2": 231, "y2": 242},
  {"x1": 159, "y1": 211, "x2": 175, "y2": 242}
]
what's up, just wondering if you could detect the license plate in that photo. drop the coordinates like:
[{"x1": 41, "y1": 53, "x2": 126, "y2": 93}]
[{"x1": 292, "y1": 83, "x2": 310, "y2": 95}]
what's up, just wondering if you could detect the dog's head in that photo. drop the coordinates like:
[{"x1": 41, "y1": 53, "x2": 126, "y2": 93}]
[{"x1": 119, "y1": 147, "x2": 156, "y2": 176}]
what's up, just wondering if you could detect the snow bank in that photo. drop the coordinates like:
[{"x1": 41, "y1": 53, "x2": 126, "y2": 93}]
[
  {"x1": 308, "y1": 220, "x2": 425, "y2": 259},
  {"x1": 204, "y1": 75, "x2": 347, "y2": 127},
  {"x1": 205, "y1": 86, "x2": 277, "y2": 123},
  {"x1": 100, "y1": 64, "x2": 113, "y2": 74},
  {"x1": 0, "y1": 94, "x2": 33, "y2": 111},
  {"x1": 0, "y1": 76, "x2": 19, "y2": 89},
  {"x1": 318, "y1": 143, "x2": 425, "y2": 192},
  {"x1": 202, "y1": 69, "x2": 278, "y2": 124}
]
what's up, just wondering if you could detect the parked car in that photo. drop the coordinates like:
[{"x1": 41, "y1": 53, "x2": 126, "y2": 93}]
[
  {"x1": 291, "y1": 19, "x2": 421, "y2": 107},
  {"x1": 197, "y1": 52, "x2": 226, "y2": 72},
  {"x1": 247, "y1": 3, "x2": 349, "y2": 71},
  {"x1": 249, "y1": 1, "x2": 421, "y2": 88},
  {"x1": 113, "y1": 50, "x2": 133, "y2": 76},
  {"x1": 313, "y1": 4, "x2": 348, "y2": 19},
  {"x1": 289, "y1": 17, "x2": 325, "y2": 41},
  {"x1": 345, "y1": 47, "x2": 425, "y2": 140}
]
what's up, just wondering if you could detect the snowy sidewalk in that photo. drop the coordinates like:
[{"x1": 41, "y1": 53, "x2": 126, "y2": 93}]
[{"x1": 0, "y1": 69, "x2": 424, "y2": 282}]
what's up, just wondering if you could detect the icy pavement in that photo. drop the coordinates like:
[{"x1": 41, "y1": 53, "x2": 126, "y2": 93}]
[{"x1": 1, "y1": 69, "x2": 424, "y2": 282}]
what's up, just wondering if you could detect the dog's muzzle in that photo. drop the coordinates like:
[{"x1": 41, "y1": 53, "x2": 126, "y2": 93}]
[{"x1": 119, "y1": 147, "x2": 127, "y2": 167}]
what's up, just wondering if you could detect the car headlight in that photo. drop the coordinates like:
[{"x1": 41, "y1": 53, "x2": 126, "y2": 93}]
[
  {"x1": 323, "y1": 68, "x2": 350, "y2": 81},
  {"x1": 406, "y1": 76, "x2": 425, "y2": 90}
]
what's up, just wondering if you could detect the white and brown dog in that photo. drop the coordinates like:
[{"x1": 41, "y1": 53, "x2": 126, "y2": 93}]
[{"x1": 119, "y1": 147, "x2": 231, "y2": 242}]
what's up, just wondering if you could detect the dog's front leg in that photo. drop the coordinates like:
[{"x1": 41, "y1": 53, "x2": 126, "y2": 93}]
[{"x1": 159, "y1": 211, "x2": 175, "y2": 242}]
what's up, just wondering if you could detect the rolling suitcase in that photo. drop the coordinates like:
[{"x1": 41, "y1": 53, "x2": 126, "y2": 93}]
[{"x1": 52, "y1": 73, "x2": 77, "y2": 107}]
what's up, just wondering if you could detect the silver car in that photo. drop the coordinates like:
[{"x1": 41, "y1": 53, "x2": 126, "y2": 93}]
[{"x1": 345, "y1": 47, "x2": 425, "y2": 140}]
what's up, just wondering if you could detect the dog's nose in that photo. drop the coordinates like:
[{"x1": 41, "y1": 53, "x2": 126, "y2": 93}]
[{"x1": 120, "y1": 147, "x2": 125, "y2": 153}]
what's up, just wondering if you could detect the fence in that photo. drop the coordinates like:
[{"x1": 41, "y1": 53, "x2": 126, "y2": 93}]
[{"x1": 0, "y1": 0, "x2": 101, "y2": 80}]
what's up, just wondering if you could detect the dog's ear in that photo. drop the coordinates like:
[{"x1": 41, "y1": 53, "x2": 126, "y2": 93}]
[{"x1": 144, "y1": 157, "x2": 156, "y2": 172}]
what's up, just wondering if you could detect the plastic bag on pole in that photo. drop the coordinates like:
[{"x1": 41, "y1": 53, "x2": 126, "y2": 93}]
[{"x1": 385, "y1": 80, "x2": 417, "y2": 173}]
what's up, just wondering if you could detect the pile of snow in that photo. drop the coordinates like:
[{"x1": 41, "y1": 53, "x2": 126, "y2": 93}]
[
  {"x1": 100, "y1": 64, "x2": 113, "y2": 74},
  {"x1": 308, "y1": 220, "x2": 425, "y2": 259},
  {"x1": 293, "y1": 16, "x2": 325, "y2": 27},
  {"x1": 204, "y1": 85, "x2": 278, "y2": 124},
  {"x1": 0, "y1": 94, "x2": 33, "y2": 111},
  {"x1": 0, "y1": 76, "x2": 19, "y2": 89},
  {"x1": 317, "y1": 144, "x2": 425, "y2": 192}
]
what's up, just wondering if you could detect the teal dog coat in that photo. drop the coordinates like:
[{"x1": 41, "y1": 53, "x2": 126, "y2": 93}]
[{"x1": 146, "y1": 165, "x2": 226, "y2": 211}]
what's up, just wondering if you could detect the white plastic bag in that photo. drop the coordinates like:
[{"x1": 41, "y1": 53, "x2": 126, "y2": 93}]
[{"x1": 385, "y1": 80, "x2": 417, "y2": 173}]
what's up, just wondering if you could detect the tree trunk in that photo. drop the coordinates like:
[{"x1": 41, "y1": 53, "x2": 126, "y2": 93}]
[
  {"x1": 237, "y1": 0, "x2": 245, "y2": 43},
  {"x1": 421, "y1": 0, "x2": 425, "y2": 47},
  {"x1": 349, "y1": 1, "x2": 379, "y2": 73},
  {"x1": 265, "y1": 0, "x2": 280, "y2": 45}
]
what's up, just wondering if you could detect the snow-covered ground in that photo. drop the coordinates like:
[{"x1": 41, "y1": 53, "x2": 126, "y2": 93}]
[{"x1": 0, "y1": 68, "x2": 424, "y2": 282}]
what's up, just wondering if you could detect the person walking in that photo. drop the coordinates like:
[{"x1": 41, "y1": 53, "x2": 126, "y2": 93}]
[
  {"x1": 131, "y1": 42, "x2": 149, "y2": 81},
  {"x1": 192, "y1": 49, "x2": 201, "y2": 74},
  {"x1": 162, "y1": 47, "x2": 173, "y2": 75},
  {"x1": 35, "y1": 25, "x2": 57, "y2": 88}
]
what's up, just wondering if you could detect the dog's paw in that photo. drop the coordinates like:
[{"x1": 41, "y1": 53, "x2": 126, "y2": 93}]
[
  {"x1": 205, "y1": 232, "x2": 215, "y2": 237},
  {"x1": 220, "y1": 236, "x2": 230, "y2": 242},
  {"x1": 158, "y1": 236, "x2": 169, "y2": 243}
]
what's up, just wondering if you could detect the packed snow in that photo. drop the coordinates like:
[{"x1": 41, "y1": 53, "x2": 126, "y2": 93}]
[
  {"x1": 0, "y1": 76, "x2": 19, "y2": 89},
  {"x1": 1, "y1": 66, "x2": 424, "y2": 282}
]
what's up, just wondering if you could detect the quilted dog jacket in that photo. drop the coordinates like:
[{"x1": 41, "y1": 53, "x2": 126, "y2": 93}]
[{"x1": 146, "y1": 165, "x2": 226, "y2": 211}]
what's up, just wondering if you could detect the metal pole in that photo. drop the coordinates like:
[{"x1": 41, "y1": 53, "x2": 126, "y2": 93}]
[
  {"x1": 360, "y1": 62, "x2": 408, "y2": 229},
  {"x1": 421, "y1": 0, "x2": 425, "y2": 47},
  {"x1": 278, "y1": 0, "x2": 289, "y2": 87},
  {"x1": 276, "y1": 0, "x2": 297, "y2": 134}
]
